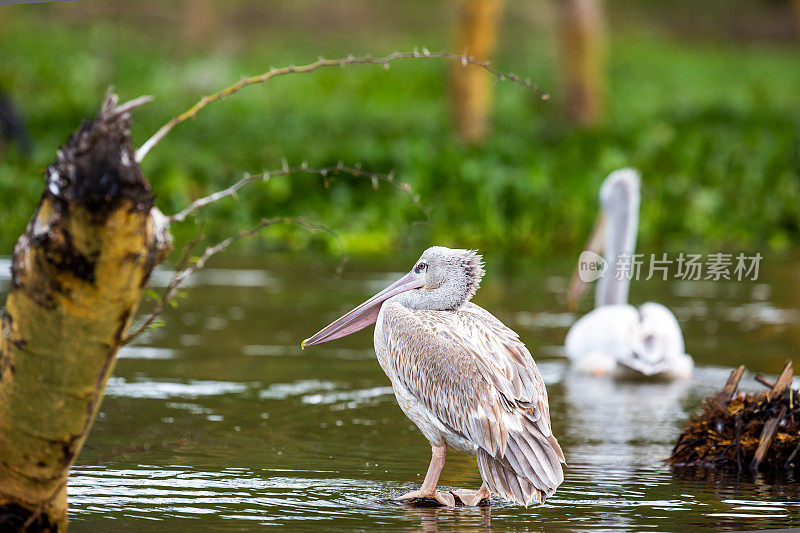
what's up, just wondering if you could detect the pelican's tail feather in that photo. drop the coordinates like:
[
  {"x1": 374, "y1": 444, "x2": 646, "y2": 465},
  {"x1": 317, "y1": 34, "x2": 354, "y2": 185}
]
[
  {"x1": 476, "y1": 426, "x2": 564, "y2": 506},
  {"x1": 548, "y1": 434, "x2": 566, "y2": 463}
]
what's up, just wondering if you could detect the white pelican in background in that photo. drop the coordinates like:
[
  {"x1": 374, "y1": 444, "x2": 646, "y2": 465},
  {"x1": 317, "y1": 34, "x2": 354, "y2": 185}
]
[
  {"x1": 565, "y1": 169, "x2": 693, "y2": 379},
  {"x1": 303, "y1": 247, "x2": 565, "y2": 507}
]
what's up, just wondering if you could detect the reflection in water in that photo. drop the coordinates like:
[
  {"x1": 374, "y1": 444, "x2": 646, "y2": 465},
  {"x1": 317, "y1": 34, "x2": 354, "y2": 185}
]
[
  {"x1": 670, "y1": 468, "x2": 800, "y2": 530},
  {"x1": 724, "y1": 303, "x2": 800, "y2": 330},
  {"x1": 105, "y1": 377, "x2": 251, "y2": 399},
  {"x1": 395, "y1": 504, "x2": 493, "y2": 533},
  {"x1": 117, "y1": 346, "x2": 177, "y2": 360},
  {"x1": 561, "y1": 370, "x2": 694, "y2": 453},
  {"x1": 149, "y1": 267, "x2": 283, "y2": 289},
  {"x1": 2, "y1": 253, "x2": 800, "y2": 530},
  {"x1": 301, "y1": 386, "x2": 394, "y2": 408},
  {"x1": 258, "y1": 379, "x2": 339, "y2": 400}
]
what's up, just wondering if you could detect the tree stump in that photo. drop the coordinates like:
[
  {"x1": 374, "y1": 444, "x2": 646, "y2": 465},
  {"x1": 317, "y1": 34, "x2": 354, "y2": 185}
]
[{"x1": 0, "y1": 93, "x2": 170, "y2": 531}]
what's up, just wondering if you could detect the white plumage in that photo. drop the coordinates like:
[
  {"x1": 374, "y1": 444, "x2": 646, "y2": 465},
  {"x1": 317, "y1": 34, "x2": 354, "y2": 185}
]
[
  {"x1": 566, "y1": 302, "x2": 693, "y2": 378},
  {"x1": 565, "y1": 169, "x2": 694, "y2": 379}
]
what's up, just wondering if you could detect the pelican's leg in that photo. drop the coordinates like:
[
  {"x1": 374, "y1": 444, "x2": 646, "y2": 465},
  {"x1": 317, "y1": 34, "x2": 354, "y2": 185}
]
[
  {"x1": 397, "y1": 444, "x2": 455, "y2": 507},
  {"x1": 451, "y1": 483, "x2": 491, "y2": 506}
]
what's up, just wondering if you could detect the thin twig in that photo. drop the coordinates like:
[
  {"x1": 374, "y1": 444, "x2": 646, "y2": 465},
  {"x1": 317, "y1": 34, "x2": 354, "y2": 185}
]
[
  {"x1": 122, "y1": 217, "x2": 338, "y2": 344},
  {"x1": 785, "y1": 438, "x2": 800, "y2": 469},
  {"x1": 135, "y1": 49, "x2": 546, "y2": 161},
  {"x1": 755, "y1": 375, "x2": 775, "y2": 390},
  {"x1": 168, "y1": 163, "x2": 426, "y2": 224},
  {"x1": 111, "y1": 94, "x2": 153, "y2": 118},
  {"x1": 716, "y1": 365, "x2": 745, "y2": 406},
  {"x1": 734, "y1": 415, "x2": 743, "y2": 475}
]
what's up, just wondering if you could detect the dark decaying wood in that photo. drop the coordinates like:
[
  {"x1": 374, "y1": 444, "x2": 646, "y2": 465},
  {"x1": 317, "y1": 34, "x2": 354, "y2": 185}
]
[
  {"x1": 667, "y1": 361, "x2": 798, "y2": 475},
  {"x1": 716, "y1": 364, "x2": 745, "y2": 405}
]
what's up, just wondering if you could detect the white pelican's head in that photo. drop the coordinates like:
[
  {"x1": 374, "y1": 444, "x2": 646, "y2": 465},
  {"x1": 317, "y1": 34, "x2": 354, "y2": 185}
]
[
  {"x1": 620, "y1": 303, "x2": 690, "y2": 377},
  {"x1": 599, "y1": 168, "x2": 640, "y2": 217}
]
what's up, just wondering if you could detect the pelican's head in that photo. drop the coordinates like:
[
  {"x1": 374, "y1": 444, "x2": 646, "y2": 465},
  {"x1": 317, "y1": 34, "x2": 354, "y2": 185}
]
[
  {"x1": 619, "y1": 302, "x2": 690, "y2": 377},
  {"x1": 301, "y1": 246, "x2": 484, "y2": 348},
  {"x1": 411, "y1": 246, "x2": 485, "y2": 310},
  {"x1": 599, "y1": 168, "x2": 640, "y2": 216}
]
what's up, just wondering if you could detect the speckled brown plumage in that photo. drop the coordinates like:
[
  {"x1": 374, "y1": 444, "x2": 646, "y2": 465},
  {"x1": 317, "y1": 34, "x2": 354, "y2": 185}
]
[
  {"x1": 376, "y1": 300, "x2": 565, "y2": 505},
  {"x1": 303, "y1": 246, "x2": 566, "y2": 506}
]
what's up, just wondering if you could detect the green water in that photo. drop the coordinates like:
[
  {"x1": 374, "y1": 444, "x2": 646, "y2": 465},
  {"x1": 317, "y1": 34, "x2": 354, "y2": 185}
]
[{"x1": 1, "y1": 252, "x2": 799, "y2": 531}]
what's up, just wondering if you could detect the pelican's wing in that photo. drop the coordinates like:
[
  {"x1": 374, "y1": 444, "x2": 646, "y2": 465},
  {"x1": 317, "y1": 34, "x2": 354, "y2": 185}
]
[
  {"x1": 565, "y1": 304, "x2": 639, "y2": 359},
  {"x1": 380, "y1": 301, "x2": 565, "y2": 505}
]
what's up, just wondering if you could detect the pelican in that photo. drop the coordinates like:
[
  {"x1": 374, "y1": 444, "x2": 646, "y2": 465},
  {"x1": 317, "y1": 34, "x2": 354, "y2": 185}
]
[
  {"x1": 303, "y1": 247, "x2": 565, "y2": 507},
  {"x1": 565, "y1": 169, "x2": 693, "y2": 379}
]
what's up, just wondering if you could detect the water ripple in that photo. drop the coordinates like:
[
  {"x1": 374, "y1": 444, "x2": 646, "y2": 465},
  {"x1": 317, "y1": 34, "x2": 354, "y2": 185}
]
[
  {"x1": 106, "y1": 378, "x2": 250, "y2": 399},
  {"x1": 259, "y1": 379, "x2": 339, "y2": 400}
]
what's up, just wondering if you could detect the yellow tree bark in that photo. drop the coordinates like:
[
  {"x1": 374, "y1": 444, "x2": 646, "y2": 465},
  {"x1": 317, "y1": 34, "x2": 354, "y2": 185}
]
[
  {"x1": 0, "y1": 94, "x2": 170, "y2": 530},
  {"x1": 558, "y1": 0, "x2": 607, "y2": 127},
  {"x1": 451, "y1": 0, "x2": 505, "y2": 145}
]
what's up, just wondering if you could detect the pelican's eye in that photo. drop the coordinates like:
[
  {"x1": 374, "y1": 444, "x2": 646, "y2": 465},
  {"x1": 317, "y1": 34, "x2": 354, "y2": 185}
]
[{"x1": 414, "y1": 261, "x2": 427, "y2": 274}]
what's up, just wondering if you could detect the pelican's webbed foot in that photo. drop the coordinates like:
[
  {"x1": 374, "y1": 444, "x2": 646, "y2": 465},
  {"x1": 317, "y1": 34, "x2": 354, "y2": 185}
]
[
  {"x1": 450, "y1": 484, "x2": 491, "y2": 506},
  {"x1": 397, "y1": 489, "x2": 455, "y2": 507}
]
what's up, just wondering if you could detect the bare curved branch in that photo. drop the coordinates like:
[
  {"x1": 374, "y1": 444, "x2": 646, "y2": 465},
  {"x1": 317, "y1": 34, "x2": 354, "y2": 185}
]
[
  {"x1": 168, "y1": 162, "x2": 426, "y2": 224},
  {"x1": 135, "y1": 49, "x2": 546, "y2": 161}
]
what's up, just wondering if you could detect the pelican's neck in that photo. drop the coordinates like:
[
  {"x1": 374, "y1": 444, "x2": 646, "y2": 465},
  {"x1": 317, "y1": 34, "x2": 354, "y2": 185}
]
[{"x1": 596, "y1": 190, "x2": 639, "y2": 308}]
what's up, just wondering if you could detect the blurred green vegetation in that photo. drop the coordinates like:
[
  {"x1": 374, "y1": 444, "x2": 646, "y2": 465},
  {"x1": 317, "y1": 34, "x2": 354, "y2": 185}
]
[{"x1": 0, "y1": 1, "x2": 798, "y2": 258}]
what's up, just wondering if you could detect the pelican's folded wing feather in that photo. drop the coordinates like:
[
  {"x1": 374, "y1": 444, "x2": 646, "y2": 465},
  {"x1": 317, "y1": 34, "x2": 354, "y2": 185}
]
[{"x1": 380, "y1": 301, "x2": 565, "y2": 504}]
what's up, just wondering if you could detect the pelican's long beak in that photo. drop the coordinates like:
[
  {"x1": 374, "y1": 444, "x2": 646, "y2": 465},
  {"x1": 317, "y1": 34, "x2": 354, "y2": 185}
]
[
  {"x1": 567, "y1": 212, "x2": 606, "y2": 311},
  {"x1": 301, "y1": 271, "x2": 424, "y2": 349}
]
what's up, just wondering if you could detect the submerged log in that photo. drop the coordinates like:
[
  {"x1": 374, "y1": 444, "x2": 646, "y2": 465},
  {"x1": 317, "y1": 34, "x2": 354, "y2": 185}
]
[
  {"x1": 667, "y1": 361, "x2": 799, "y2": 475},
  {"x1": 0, "y1": 93, "x2": 170, "y2": 530}
]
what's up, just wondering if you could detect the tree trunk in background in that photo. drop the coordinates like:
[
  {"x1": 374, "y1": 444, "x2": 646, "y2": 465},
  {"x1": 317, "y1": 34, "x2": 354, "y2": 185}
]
[
  {"x1": 794, "y1": 0, "x2": 800, "y2": 49},
  {"x1": 451, "y1": 0, "x2": 505, "y2": 145},
  {"x1": 0, "y1": 94, "x2": 170, "y2": 530},
  {"x1": 558, "y1": 0, "x2": 607, "y2": 127},
  {"x1": 182, "y1": 0, "x2": 219, "y2": 48}
]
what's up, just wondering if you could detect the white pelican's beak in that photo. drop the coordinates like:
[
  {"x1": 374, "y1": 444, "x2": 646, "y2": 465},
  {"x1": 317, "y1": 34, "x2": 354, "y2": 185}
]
[
  {"x1": 567, "y1": 212, "x2": 606, "y2": 311},
  {"x1": 618, "y1": 356, "x2": 668, "y2": 377},
  {"x1": 301, "y1": 271, "x2": 425, "y2": 349}
]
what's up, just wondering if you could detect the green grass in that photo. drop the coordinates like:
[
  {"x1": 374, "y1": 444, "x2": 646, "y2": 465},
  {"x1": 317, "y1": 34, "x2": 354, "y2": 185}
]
[{"x1": 1, "y1": 3, "x2": 799, "y2": 258}]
